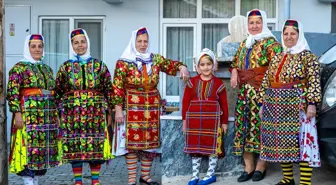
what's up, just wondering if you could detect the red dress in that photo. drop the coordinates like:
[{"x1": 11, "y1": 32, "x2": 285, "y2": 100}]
[{"x1": 182, "y1": 75, "x2": 228, "y2": 156}]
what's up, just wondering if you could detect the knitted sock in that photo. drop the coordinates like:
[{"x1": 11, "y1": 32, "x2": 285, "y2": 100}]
[
  {"x1": 125, "y1": 153, "x2": 138, "y2": 185},
  {"x1": 72, "y1": 162, "x2": 83, "y2": 185},
  {"x1": 203, "y1": 156, "x2": 218, "y2": 180},
  {"x1": 89, "y1": 163, "x2": 102, "y2": 185},
  {"x1": 190, "y1": 157, "x2": 201, "y2": 181},
  {"x1": 280, "y1": 162, "x2": 294, "y2": 183},
  {"x1": 300, "y1": 161, "x2": 313, "y2": 185}
]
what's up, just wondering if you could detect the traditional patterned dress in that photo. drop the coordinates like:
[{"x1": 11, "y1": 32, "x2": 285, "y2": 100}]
[
  {"x1": 8, "y1": 61, "x2": 61, "y2": 176},
  {"x1": 56, "y1": 58, "x2": 113, "y2": 162},
  {"x1": 112, "y1": 54, "x2": 184, "y2": 156},
  {"x1": 231, "y1": 37, "x2": 282, "y2": 155},
  {"x1": 182, "y1": 75, "x2": 228, "y2": 156},
  {"x1": 258, "y1": 50, "x2": 321, "y2": 165}
]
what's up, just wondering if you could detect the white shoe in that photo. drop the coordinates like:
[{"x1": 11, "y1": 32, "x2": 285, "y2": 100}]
[{"x1": 33, "y1": 176, "x2": 39, "y2": 185}]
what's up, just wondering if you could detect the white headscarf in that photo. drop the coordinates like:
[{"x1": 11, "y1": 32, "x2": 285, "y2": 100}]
[
  {"x1": 281, "y1": 20, "x2": 310, "y2": 54},
  {"x1": 120, "y1": 27, "x2": 152, "y2": 74},
  {"x1": 196, "y1": 48, "x2": 217, "y2": 71},
  {"x1": 20, "y1": 34, "x2": 45, "y2": 63},
  {"x1": 69, "y1": 28, "x2": 92, "y2": 61},
  {"x1": 245, "y1": 9, "x2": 276, "y2": 48}
]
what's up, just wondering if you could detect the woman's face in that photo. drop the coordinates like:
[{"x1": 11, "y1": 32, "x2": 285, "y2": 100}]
[
  {"x1": 283, "y1": 26, "x2": 299, "y2": 48},
  {"x1": 248, "y1": 17, "x2": 263, "y2": 35},
  {"x1": 72, "y1": 35, "x2": 88, "y2": 55},
  {"x1": 29, "y1": 40, "x2": 43, "y2": 61},
  {"x1": 136, "y1": 34, "x2": 149, "y2": 53}
]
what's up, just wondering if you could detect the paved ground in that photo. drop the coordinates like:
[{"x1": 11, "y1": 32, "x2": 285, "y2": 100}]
[
  {"x1": 9, "y1": 156, "x2": 161, "y2": 185},
  {"x1": 163, "y1": 163, "x2": 336, "y2": 185}
]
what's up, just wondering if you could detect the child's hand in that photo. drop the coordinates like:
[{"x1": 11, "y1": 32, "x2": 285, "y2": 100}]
[
  {"x1": 221, "y1": 124, "x2": 228, "y2": 135},
  {"x1": 182, "y1": 120, "x2": 187, "y2": 133}
]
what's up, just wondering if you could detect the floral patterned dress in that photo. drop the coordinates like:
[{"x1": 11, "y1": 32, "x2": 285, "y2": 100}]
[
  {"x1": 56, "y1": 58, "x2": 113, "y2": 162},
  {"x1": 7, "y1": 61, "x2": 61, "y2": 176},
  {"x1": 230, "y1": 37, "x2": 282, "y2": 156},
  {"x1": 258, "y1": 50, "x2": 321, "y2": 166},
  {"x1": 112, "y1": 54, "x2": 184, "y2": 156}
]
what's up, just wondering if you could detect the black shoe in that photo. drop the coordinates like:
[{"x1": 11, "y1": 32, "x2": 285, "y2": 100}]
[
  {"x1": 275, "y1": 179, "x2": 295, "y2": 185},
  {"x1": 237, "y1": 171, "x2": 254, "y2": 182},
  {"x1": 140, "y1": 177, "x2": 160, "y2": 185},
  {"x1": 252, "y1": 170, "x2": 266, "y2": 181}
]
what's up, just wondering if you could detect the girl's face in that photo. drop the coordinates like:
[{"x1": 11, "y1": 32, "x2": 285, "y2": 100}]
[
  {"x1": 29, "y1": 41, "x2": 43, "y2": 61},
  {"x1": 248, "y1": 17, "x2": 263, "y2": 35},
  {"x1": 198, "y1": 56, "x2": 214, "y2": 77},
  {"x1": 72, "y1": 35, "x2": 88, "y2": 55}
]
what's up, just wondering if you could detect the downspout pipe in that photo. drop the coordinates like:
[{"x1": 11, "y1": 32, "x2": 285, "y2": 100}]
[{"x1": 284, "y1": 0, "x2": 291, "y2": 20}]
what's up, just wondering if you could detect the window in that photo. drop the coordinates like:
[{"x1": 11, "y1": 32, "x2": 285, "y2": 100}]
[
  {"x1": 160, "y1": 0, "x2": 278, "y2": 102},
  {"x1": 39, "y1": 17, "x2": 105, "y2": 74}
]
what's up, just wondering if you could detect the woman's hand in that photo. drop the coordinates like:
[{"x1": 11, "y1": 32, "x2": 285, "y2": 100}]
[
  {"x1": 221, "y1": 124, "x2": 228, "y2": 135},
  {"x1": 306, "y1": 105, "x2": 316, "y2": 119},
  {"x1": 107, "y1": 109, "x2": 113, "y2": 126},
  {"x1": 182, "y1": 120, "x2": 187, "y2": 133},
  {"x1": 179, "y1": 65, "x2": 190, "y2": 82},
  {"x1": 14, "y1": 112, "x2": 24, "y2": 129},
  {"x1": 259, "y1": 106, "x2": 263, "y2": 119},
  {"x1": 230, "y1": 68, "x2": 239, "y2": 88},
  {"x1": 115, "y1": 105, "x2": 124, "y2": 125}
]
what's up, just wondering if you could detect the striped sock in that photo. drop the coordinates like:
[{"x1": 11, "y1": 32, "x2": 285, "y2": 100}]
[
  {"x1": 126, "y1": 153, "x2": 138, "y2": 185},
  {"x1": 140, "y1": 156, "x2": 153, "y2": 182},
  {"x1": 72, "y1": 162, "x2": 83, "y2": 185},
  {"x1": 300, "y1": 161, "x2": 313, "y2": 185},
  {"x1": 89, "y1": 163, "x2": 102, "y2": 185},
  {"x1": 280, "y1": 162, "x2": 294, "y2": 183}
]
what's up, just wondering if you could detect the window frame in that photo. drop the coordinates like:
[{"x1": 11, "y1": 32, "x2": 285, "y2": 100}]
[
  {"x1": 160, "y1": 0, "x2": 279, "y2": 102},
  {"x1": 38, "y1": 16, "x2": 106, "y2": 64}
]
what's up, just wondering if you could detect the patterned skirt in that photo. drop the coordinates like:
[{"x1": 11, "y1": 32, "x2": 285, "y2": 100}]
[
  {"x1": 184, "y1": 100, "x2": 223, "y2": 156},
  {"x1": 125, "y1": 88, "x2": 161, "y2": 150},
  {"x1": 233, "y1": 84, "x2": 261, "y2": 156},
  {"x1": 260, "y1": 88, "x2": 303, "y2": 162},
  {"x1": 60, "y1": 90, "x2": 112, "y2": 162},
  {"x1": 9, "y1": 89, "x2": 61, "y2": 174}
]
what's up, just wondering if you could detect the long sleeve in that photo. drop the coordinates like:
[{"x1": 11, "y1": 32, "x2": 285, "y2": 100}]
[
  {"x1": 182, "y1": 82, "x2": 192, "y2": 120},
  {"x1": 111, "y1": 60, "x2": 128, "y2": 106},
  {"x1": 306, "y1": 54, "x2": 322, "y2": 105},
  {"x1": 153, "y1": 54, "x2": 185, "y2": 76},
  {"x1": 218, "y1": 85, "x2": 229, "y2": 125},
  {"x1": 7, "y1": 64, "x2": 24, "y2": 113},
  {"x1": 230, "y1": 41, "x2": 244, "y2": 71},
  {"x1": 100, "y1": 62, "x2": 113, "y2": 107},
  {"x1": 264, "y1": 37, "x2": 282, "y2": 64}
]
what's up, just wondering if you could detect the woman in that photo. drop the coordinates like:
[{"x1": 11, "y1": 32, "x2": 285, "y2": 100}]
[
  {"x1": 258, "y1": 20, "x2": 321, "y2": 185},
  {"x1": 230, "y1": 9, "x2": 282, "y2": 182},
  {"x1": 56, "y1": 28, "x2": 113, "y2": 185},
  {"x1": 7, "y1": 34, "x2": 61, "y2": 185},
  {"x1": 112, "y1": 27, "x2": 189, "y2": 185}
]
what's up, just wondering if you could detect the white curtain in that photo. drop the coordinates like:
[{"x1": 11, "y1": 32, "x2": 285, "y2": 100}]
[
  {"x1": 166, "y1": 27, "x2": 194, "y2": 96},
  {"x1": 42, "y1": 19, "x2": 69, "y2": 75},
  {"x1": 202, "y1": 24, "x2": 230, "y2": 55},
  {"x1": 202, "y1": 0, "x2": 235, "y2": 18},
  {"x1": 77, "y1": 21, "x2": 102, "y2": 60},
  {"x1": 163, "y1": 0, "x2": 197, "y2": 18},
  {"x1": 241, "y1": 0, "x2": 276, "y2": 18}
]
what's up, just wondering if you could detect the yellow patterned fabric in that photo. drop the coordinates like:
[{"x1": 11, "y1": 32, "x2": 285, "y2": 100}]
[{"x1": 258, "y1": 50, "x2": 321, "y2": 107}]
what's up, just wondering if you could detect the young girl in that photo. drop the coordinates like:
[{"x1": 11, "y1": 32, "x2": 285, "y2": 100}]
[{"x1": 182, "y1": 48, "x2": 229, "y2": 185}]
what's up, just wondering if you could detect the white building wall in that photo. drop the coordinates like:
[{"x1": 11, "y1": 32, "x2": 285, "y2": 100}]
[
  {"x1": 278, "y1": 0, "x2": 331, "y2": 33},
  {"x1": 4, "y1": 0, "x2": 160, "y2": 73}
]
